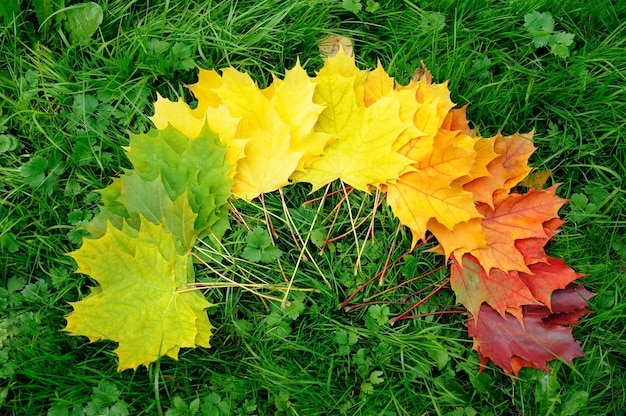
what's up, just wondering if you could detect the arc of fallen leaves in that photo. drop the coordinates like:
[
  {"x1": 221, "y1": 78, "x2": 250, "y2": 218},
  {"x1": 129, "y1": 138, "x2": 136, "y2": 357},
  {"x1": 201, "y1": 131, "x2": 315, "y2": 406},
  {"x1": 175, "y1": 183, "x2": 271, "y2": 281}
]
[{"x1": 64, "y1": 48, "x2": 592, "y2": 374}]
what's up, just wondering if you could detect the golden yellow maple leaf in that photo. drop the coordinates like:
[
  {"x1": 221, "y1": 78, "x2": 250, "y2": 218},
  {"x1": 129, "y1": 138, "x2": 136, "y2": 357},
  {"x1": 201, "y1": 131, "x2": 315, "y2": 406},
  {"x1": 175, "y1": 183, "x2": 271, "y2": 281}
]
[
  {"x1": 363, "y1": 60, "x2": 395, "y2": 106},
  {"x1": 387, "y1": 129, "x2": 482, "y2": 245},
  {"x1": 394, "y1": 78, "x2": 456, "y2": 164}
]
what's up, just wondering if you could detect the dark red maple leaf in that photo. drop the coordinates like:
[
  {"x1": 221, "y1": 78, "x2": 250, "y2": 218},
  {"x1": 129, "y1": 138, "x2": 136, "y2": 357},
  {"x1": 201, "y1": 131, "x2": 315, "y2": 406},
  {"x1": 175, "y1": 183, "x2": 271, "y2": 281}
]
[{"x1": 467, "y1": 285, "x2": 594, "y2": 375}]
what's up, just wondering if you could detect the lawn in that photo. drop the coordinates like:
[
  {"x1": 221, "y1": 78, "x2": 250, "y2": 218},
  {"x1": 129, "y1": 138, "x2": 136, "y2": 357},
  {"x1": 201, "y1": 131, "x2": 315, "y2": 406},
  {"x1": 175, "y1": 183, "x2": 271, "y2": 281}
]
[{"x1": 1, "y1": 0, "x2": 625, "y2": 415}]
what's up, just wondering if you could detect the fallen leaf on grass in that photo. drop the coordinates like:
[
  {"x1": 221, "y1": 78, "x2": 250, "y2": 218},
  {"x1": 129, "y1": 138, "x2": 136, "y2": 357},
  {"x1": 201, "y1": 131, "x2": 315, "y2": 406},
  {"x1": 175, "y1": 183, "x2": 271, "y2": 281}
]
[
  {"x1": 467, "y1": 285, "x2": 593, "y2": 375},
  {"x1": 65, "y1": 217, "x2": 214, "y2": 371}
]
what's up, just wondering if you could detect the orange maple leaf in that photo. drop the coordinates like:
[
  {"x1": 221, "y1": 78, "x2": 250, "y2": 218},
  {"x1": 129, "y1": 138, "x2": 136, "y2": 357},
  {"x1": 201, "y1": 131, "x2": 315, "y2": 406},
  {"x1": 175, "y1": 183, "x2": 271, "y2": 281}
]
[
  {"x1": 464, "y1": 131, "x2": 535, "y2": 206},
  {"x1": 387, "y1": 129, "x2": 482, "y2": 244},
  {"x1": 433, "y1": 185, "x2": 567, "y2": 273}
]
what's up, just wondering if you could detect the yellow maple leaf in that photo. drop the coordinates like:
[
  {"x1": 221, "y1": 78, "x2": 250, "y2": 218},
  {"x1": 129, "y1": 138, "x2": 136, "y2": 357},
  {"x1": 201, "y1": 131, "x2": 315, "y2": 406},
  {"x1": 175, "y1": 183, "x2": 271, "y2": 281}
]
[
  {"x1": 293, "y1": 50, "x2": 415, "y2": 191},
  {"x1": 188, "y1": 68, "x2": 223, "y2": 112},
  {"x1": 187, "y1": 63, "x2": 337, "y2": 199},
  {"x1": 150, "y1": 94, "x2": 205, "y2": 138},
  {"x1": 232, "y1": 110, "x2": 305, "y2": 199},
  {"x1": 265, "y1": 60, "x2": 330, "y2": 172}
]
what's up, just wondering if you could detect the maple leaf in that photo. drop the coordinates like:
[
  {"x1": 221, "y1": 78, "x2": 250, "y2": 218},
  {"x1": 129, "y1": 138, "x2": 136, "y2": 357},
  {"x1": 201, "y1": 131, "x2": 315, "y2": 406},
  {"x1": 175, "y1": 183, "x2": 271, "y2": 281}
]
[
  {"x1": 467, "y1": 285, "x2": 593, "y2": 375},
  {"x1": 363, "y1": 60, "x2": 394, "y2": 107},
  {"x1": 394, "y1": 78, "x2": 457, "y2": 163},
  {"x1": 472, "y1": 186, "x2": 567, "y2": 273},
  {"x1": 514, "y1": 219, "x2": 585, "y2": 310},
  {"x1": 464, "y1": 131, "x2": 535, "y2": 206},
  {"x1": 386, "y1": 75, "x2": 499, "y2": 246},
  {"x1": 85, "y1": 172, "x2": 198, "y2": 254},
  {"x1": 440, "y1": 104, "x2": 477, "y2": 137},
  {"x1": 513, "y1": 217, "x2": 565, "y2": 265},
  {"x1": 539, "y1": 284, "x2": 595, "y2": 325},
  {"x1": 434, "y1": 185, "x2": 567, "y2": 273},
  {"x1": 292, "y1": 49, "x2": 415, "y2": 191},
  {"x1": 518, "y1": 257, "x2": 586, "y2": 311},
  {"x1": 65, "y1": 217, "x2": 214, "y2": 371},
  {"x1": 449, "y1": 207, "x2": 582, "y2": 323},
  {"x1": 451, "y1": 253, "x2": 540, "y2": 321},
  {"x1": 125, "y1": 124, "x2": 232, "y2": 239},
  {"x1": 264, "y1": 60, "x2": 330, "y2": 172},
  {"x1": 188, "y1": 68, "x2": 223, "y2": 112},
  {"x1": 149, "y1": 94, "x2": 245, "y2": 178},
  {"x1": 387, "y1": 129, "x2": 483, "y2": 244},
  {"x1": 186, "y1": 62, "x2": 329, "y2": 200},
  {"x1": 150, "y1": 93, "x2": 206, "y2": 139},
  {"x1": 231, "y1": 109, "x2": 304, "y2": 200}
]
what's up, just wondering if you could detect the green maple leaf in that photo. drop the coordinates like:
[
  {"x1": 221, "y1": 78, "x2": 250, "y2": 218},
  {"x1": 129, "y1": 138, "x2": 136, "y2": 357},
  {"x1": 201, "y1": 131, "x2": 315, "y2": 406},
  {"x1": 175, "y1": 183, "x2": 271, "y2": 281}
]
[
  {"x1": 65, "y1": 216, "x2": 214, "y2": 371},
  {"x1": 126, "y1": 124, "x2": 233, "y2": 240},
  {"x1": 86, "y1": 172, "x2": 198, "y2": 254}
]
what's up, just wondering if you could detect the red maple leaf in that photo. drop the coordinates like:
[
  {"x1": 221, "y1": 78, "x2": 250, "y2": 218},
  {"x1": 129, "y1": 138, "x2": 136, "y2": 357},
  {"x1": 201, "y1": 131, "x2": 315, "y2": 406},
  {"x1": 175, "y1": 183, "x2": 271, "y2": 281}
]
[
  {"x1": 450, "y1": 208, "x2": 583, "y2": 321},
  {"x1": 467, "y1": 284, "x2": 594, "y2": 376}
]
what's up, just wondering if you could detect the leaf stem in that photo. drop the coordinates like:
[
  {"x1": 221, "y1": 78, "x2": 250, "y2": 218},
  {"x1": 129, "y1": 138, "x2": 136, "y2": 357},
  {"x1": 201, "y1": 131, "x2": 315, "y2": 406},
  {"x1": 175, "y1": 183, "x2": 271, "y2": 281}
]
[{"x1": 389, "y1": 276, "x2": 451, "y2": 325}]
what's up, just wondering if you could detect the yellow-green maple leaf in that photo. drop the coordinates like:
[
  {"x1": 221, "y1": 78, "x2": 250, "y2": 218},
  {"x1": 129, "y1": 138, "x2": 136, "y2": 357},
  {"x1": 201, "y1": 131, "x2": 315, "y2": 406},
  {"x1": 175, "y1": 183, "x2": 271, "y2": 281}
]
[
  {"x1": 126, "y1": 124, "x2": 232, "y2": 239},
  {"x1": 149, "y1": 94, "x2": 245, "y2": 179},
  {"x1": 293, "y1": 50, "x2": 415, "y2": 191},
  {"x1": 85, "y1": 172, "x2": 198, "y2": 255},
  {"x1": 65, "y1": 217, "x2": 213, "y2": 371}
]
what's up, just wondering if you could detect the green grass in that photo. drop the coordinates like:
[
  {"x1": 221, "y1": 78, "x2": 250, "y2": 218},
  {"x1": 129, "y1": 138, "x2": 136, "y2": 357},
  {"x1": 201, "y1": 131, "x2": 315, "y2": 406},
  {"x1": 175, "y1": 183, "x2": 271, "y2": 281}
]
[{"x1": 1, "y1": 0, "x2": 625, "y2": 414}]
